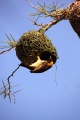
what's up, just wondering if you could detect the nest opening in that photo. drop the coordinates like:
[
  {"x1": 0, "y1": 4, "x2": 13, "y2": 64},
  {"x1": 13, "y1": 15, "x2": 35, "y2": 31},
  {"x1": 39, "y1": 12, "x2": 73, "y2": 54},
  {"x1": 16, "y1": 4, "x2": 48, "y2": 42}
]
[{"x1": 40, "y1": 51, "x2": 57, "y2": 63}]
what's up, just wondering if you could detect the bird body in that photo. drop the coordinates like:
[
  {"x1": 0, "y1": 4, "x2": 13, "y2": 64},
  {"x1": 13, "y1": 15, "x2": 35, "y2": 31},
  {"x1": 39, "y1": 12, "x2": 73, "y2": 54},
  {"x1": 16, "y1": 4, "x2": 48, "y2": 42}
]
[{"x1": 29, "y1": 56, "x2": 53, "y2": 73}]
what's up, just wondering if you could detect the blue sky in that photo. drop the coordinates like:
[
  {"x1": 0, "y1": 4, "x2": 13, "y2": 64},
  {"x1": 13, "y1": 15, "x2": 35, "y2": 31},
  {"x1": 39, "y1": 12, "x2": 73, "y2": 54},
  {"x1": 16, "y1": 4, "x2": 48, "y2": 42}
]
[{"x1": 0, "y1": 0, "x2": 80, "y2": 120}]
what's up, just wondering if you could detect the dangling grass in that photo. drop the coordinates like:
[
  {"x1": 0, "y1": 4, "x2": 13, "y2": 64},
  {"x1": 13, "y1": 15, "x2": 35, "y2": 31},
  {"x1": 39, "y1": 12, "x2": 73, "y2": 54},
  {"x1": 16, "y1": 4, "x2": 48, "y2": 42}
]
[{"x1": 0, "y1": 34, "x2": 17, "y2": 54}]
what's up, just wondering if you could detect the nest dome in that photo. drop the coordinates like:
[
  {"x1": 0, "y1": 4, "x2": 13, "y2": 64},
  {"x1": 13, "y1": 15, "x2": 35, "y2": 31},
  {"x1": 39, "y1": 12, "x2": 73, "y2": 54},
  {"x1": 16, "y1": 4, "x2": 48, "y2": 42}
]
[{"x1": 16, "y1": 30, "x2": 58, "y2": 66}]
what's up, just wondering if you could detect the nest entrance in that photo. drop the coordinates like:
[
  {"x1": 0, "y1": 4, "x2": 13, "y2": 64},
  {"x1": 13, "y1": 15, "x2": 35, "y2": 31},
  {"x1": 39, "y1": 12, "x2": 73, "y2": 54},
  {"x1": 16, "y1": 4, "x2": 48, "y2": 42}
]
[{"x1": 40, "y1": 51, "x2": 57, "y2": 63}]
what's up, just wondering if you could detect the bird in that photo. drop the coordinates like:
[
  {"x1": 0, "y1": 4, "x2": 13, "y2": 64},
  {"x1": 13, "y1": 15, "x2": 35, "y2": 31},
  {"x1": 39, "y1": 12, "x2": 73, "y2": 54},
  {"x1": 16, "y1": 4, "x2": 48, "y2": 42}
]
[{"x1": 20, "y1": 55, "x2": 54, "y2": 73}]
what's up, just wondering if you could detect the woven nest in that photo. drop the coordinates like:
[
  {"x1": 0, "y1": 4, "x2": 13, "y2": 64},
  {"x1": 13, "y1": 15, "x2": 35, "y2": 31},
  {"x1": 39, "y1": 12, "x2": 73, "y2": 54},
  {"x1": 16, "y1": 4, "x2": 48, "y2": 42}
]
[
  {"x1": 16, "y1": 30, "x2": 58, "y2": 66},
  {"x1": 66, "y1": 1, "x2": 80, "y2": 37}
]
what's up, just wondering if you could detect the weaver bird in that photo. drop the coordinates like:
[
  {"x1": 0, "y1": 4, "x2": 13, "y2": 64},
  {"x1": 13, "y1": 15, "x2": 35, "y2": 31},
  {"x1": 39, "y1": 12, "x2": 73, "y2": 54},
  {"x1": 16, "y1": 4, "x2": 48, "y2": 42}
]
[{"x1": 20, "y1": 55, "x2": 53, "y2": 73}]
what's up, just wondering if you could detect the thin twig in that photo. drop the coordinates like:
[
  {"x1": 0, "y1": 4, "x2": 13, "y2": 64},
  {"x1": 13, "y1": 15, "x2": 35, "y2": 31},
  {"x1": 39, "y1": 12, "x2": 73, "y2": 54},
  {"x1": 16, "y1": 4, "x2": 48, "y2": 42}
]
[
  {"x1": 0, "y1": 47, "x2": 13, "y2": 54},
  {"x1": 11, "y1": 90, "x2": 22, "y2": 104},
  {"x1": 27, "y1": 1, "x2": 66, "y2": 32},
  {"x1": 29, "y1": 16, "x2": 64, "y2": 32},
  {"x1": 26, "y1": 0, "x2": 52, "y2": 17},
  {"x1": 0, "y1": 83, "x2": 8, "y2": 90},
  {"x1": 39, "y1": 16, "x2": 63, "y2": 32},
  {"x1": 29, "y1": 18, "x2": 46, "y2": 27},
  {"x1": 10, "y1": 34, "x2": 15, "y2": 42},
  {"x1": 26, "y1": 0, "x2": 39, "y2": 10},
  {"x1": 7, "y1": 64, "x2": 21, "y2": 98},
  {"x1": 0, "y1": 34, "x2": 16, "y2": 54},
  {"x1": 0, "y1": 80, "x2": 21, "y2": 103}
]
